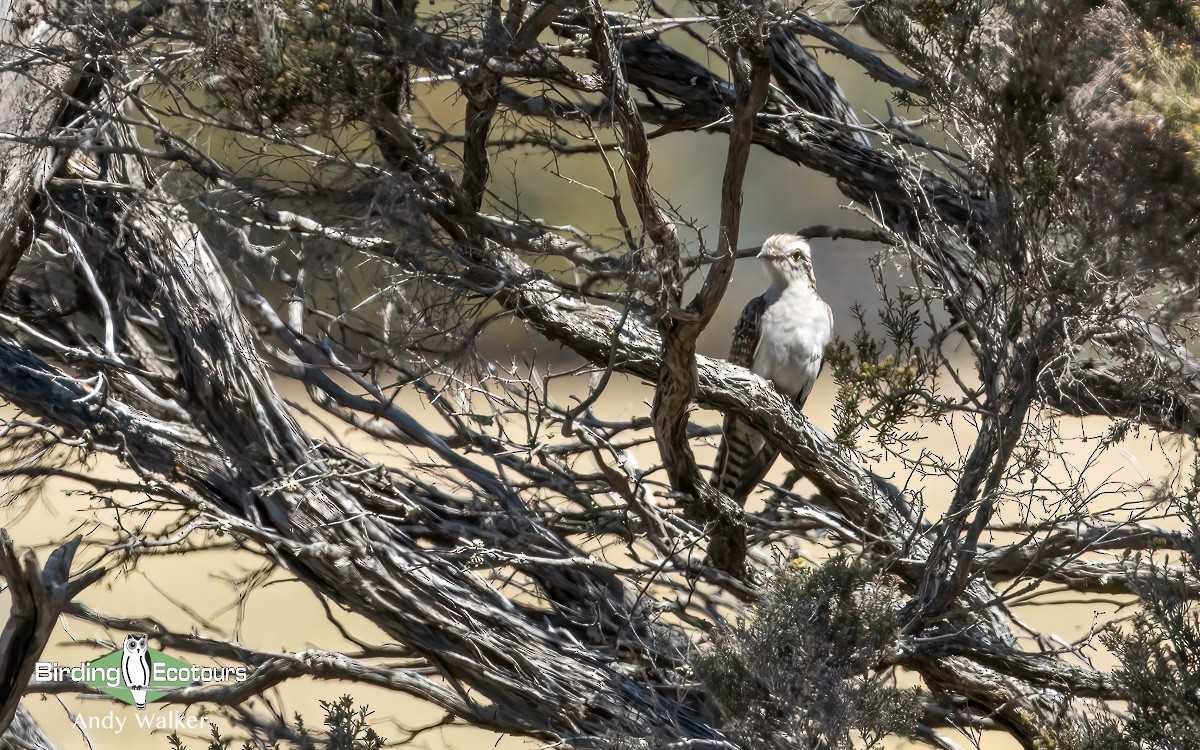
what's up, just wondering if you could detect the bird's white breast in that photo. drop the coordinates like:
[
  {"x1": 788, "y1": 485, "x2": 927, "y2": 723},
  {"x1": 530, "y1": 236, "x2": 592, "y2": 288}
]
[{"x1": 751, "y1": 283, "x2": 831, "y2": 400}]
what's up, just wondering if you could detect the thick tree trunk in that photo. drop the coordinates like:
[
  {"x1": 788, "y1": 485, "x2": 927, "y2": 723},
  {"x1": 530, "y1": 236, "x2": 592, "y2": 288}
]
[
  {"x1": 0, "y1": 534, "x2": 102, "y2": 739},
  {"x1": 0, "y1": 0, "x2": 77, "y2": 286}
]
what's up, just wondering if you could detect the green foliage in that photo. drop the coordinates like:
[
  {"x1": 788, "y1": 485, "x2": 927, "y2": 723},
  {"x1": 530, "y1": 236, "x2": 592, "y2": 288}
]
[
  {"x1": 270, "y1": 1, "x2": 387, "y2": 124},
  {"x1": 187, "y1": 0, "x2": 390, "y2": 128},
  {"x1": 693, "y1": 556, "x2": 924, "y2": 749},
  {"x1": 1124, "y1": 0, "x2": 1200, "y2": 38},
  {"x1": 165, "y1": 696, "x2": 385, "y2": 750},
  {"x1": 319, "y1": 696, "x2": 385, "y2": 750},
  {"x1": 1059, "y1": 580, "x2": 1200, "y2": 750},
  {"x1": 1125, "y1": 33, "x2": 1200, "y2": 185},
  {"x1": 1060, "y1": 467, "x2": 1200, "y2": 750},
  {"x1": 166, "y1": 724, "x2": 230, "y2": 750},
  {"x1": 867, "y1": 0, "x2": 1200, "y2": 258},
  {"x1": 826, "y1": 284, "x2": 938, "y2": 453},
  {"x1": 994, "y1": 4, "x2": 1084, "y2": 202}
]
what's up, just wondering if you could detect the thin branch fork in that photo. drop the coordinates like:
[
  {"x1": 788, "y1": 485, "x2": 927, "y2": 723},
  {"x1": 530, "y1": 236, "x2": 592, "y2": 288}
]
[
  {"x1": 0, "y1": 532, "x2": 105, "y2": 736},
  {"x1": 672, "y1": 4, "x2": 774, "y2": 576},
  {"x1": 585, "y1": 0, "x2": 775, "y2": 577}
]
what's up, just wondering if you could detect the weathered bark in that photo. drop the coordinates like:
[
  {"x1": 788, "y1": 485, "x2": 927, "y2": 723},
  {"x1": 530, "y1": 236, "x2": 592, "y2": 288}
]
[
  {"x1": 0, "y1": 706, "x2": 59, "y2": 750},
  {"x1": 0, "y1": 533, "x2": 103, "y2": 736},
  {"x1": 0, "y1": 249, "x2": 722, "y2": 745},
  {"x1": 0, "y1": 0, "x2": 78, "y2": 286},
  {"x1": 0, "y1": 116, "x2": 725, "y2": 744}
]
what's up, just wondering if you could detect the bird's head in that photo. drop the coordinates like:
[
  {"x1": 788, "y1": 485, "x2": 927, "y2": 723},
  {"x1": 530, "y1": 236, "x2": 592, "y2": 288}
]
[{"x1": 757, "y1": 234, "x2": 814, "y2": 284}]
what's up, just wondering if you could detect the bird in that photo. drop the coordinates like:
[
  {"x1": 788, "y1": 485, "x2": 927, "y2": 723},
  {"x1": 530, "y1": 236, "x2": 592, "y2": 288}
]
[
  {"x1": 711, "y1": 234, "x2": 832, "y2": 503},
  {"x1": 120, "y1": 633, "x2": 153, "y2": 710}
]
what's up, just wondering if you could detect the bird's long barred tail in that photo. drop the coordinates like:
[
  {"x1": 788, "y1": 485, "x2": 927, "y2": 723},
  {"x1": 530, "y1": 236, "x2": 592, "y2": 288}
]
[
  {"x1": 712, "y1": 419, "x2": 777, "y2": 503},
  {"x1": 712, "y1": 432, "x2": 750, "y2": 497}
]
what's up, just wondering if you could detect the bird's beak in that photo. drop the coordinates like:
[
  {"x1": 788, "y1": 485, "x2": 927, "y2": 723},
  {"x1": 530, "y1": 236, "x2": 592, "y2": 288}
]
[{"x1": 756, "y1": 246, "x2": 769, "y2": 259}]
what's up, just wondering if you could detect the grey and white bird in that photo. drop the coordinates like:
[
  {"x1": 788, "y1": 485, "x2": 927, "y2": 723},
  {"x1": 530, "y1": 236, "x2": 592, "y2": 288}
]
[{"x1": 712, "y1": 234, "x2": 833, "y2": 502}]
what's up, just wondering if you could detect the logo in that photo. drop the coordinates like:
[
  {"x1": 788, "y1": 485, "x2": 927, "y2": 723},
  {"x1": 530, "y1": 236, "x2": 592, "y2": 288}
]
[{"x1": 34, "y1": 633, "x2": 249, "y2": 709}]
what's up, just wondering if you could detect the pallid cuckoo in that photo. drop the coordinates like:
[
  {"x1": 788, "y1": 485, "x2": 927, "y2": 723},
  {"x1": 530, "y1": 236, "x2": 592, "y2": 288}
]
[{"x1": 711, "y1": 234, "x2": 833, "y2": 502}]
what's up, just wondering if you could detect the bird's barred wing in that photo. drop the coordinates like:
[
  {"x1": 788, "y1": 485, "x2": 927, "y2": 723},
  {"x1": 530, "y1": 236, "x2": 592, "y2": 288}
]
[
  {"x1": 728, "y1": 295, "x2": 767, "y2": 369},
  {"x1": 711, "y1": 296, "x2": 774, "y2": 503}
]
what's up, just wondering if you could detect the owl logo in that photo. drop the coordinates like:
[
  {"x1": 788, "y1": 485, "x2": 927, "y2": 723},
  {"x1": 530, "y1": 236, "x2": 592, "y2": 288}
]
[{"x1": 120, "y1": 634, "x2": 153, "y2": 710}]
